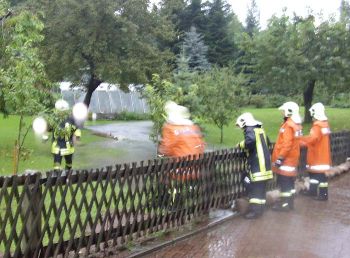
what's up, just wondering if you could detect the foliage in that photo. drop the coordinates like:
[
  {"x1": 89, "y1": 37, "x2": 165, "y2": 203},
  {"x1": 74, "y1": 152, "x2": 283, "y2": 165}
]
[
  {"x1": 143, "y1": 71, "x2": 201, "y2": 143},
  {"x1": 182, "y1": 26, "x2": 210, "y2": 72},
  {"x1": 40, "y1": 0, "x2": 175, "y2": 106},
  {"x1": 330, "y1": 93, "x2": 350, "y2": 108},
  {"x1": 242, "y1": 12, "x2": 350, "y2": 122},
  {"x1": 173, "y1": 49, "x2": 200, "y2": 114},
  {"x1": 0, "y1": 5, "x2": 52, "y2": 173},
  {"x1": 197, "y1": 66, "x2": 246, "y2": 143},
  {"x1": 248, "y1": 94, "x2": 265, "y2": 108},
  {"x1": 116, "y1": 111, "x2": 150, "y2": 121},
  {"x1": 205, "y1": 0, "x2": 236, "y2": 67},
  {"x1": 178, "y1": 0, "x2": 207, "y2": 36},
  {"x1": 143, "y1": 74, "x2": 181, "y2": 143},
  {"x1": 245, "y1": 0, "x2": 260, "y2": 37}
]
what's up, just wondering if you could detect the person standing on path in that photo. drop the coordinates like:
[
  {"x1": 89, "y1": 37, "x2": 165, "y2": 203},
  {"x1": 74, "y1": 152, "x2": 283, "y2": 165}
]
[
  {"x1": 49, "y1": 99, "x2": 82, "y2": 171},
  {"x1": 300, "y1": 103, "x2": 331, "y2": 201},
  {"x1": 158, "y1": 101, "x2": 205, "y2": 208},
  {"x1": 159, "y1": 101, "x2": 205, "y2": 161},
  {"x1": 272, "y1": 101, "x2": 303, "y2": 211},
  {"x1": 236, "y1": 112, "x2": 273, "y2": 219}
]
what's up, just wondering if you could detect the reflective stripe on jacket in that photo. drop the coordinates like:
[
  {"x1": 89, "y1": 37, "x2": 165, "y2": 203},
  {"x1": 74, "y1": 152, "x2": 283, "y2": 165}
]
[
  {"x1": 51, "y1": 118, "x2": 80, "y2": 156},
  {"x1": 239, "y1": 126, "x2": 273, "y2": 182},
  {"x1": 301, "y1": 120, "x2": 331, "y2": 173},
  {"x1": 272, "y1": 118, "x2": 302, "y2": 177}
]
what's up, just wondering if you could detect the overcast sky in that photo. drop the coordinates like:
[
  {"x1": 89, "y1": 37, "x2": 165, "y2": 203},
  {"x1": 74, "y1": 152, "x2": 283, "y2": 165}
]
[{"x1": 229, "y1": 0, "x2": 342, "y2": 28}]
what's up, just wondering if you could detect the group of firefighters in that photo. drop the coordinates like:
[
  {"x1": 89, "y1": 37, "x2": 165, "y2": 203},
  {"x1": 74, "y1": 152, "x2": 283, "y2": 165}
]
[
  {"x1": 156, "y1": 100, "x2": 331, "y2": 219},
  {"x1": 237, "y1": 101, "x2": 331, "y2": 219},
  {"x1": 46, "y1": 98, "x2": 331, "y2": 220}
]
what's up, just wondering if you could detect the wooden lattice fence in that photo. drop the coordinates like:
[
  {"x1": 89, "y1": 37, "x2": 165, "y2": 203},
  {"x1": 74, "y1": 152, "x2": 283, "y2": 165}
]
[{"x1": 0, "y1": 131, "x2": 349, "y2": 258}]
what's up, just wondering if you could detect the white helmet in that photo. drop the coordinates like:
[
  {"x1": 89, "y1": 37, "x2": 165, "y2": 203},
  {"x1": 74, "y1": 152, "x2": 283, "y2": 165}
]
[
  {"x1": 309, "y1": 102, "x2": 327, "y2": 121},
  {"x1": 278, "y1": 101, "x2": 301, "y2": 123},
  {"x1": 236, "y1": 112, "x2": 262, "y2": 128},
  {"x1": 164, "y1": 100, "x2": 192, "y2": 125},
  {"x1": 55, "y1": 99, "x2": 69, "y2": 112}
]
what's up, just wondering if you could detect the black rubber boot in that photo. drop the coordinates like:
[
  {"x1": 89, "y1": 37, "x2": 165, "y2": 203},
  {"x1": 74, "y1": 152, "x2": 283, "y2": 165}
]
[
  {"x1": 314, "y1": 187, "x2": 328, "y2": 201},
  {"x1": 272, "y1": 197, "x2": 291, "y2": 212}
]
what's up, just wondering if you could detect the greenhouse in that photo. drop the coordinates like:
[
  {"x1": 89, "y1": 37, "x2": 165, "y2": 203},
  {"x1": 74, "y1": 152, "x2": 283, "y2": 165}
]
[{"x1": 60, "y1": 82, "x2": 148, "y2": 114}]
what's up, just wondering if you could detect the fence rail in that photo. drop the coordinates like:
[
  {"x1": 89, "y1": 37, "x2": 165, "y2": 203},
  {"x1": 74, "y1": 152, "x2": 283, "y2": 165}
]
[{"x1": 0, "y1": 131, "x2": 349, "y2": 257}]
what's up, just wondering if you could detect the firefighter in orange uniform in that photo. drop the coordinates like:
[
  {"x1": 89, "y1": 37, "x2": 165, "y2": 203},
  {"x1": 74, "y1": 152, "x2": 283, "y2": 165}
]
[
  {"x1": 272, "y1": 102, "x2": 303, "y2": 211},
  {"x1": 159, "y1": 101, "x2": 205, "y2": 161},
  {"x1": 158, "y1": 101, "x2": 205, "y2": 209},
  {"x1": 300, "y1": 103, "x2": 331, "y2": 201}
]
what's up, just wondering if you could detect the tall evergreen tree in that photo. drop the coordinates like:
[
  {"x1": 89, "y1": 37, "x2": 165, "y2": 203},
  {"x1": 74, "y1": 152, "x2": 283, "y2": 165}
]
[
  {"x1": 340, "y1": 0, "x2": 350, "y2": 26},
  {"x1": 158, "y1": 0, "x2": 186, "y2": 56},
  {"x1": 245, "y1": 0, "x2": 260, "y2": 37},
  {"x1": 205, "y1": 0, "x2": 236, "y2": 66},
  {"x1": 180, "y1": 0, "x2": 207, "y2": 34},
  {"x1": 183, "y1": 26, "x2": 210, "y2": 72}
]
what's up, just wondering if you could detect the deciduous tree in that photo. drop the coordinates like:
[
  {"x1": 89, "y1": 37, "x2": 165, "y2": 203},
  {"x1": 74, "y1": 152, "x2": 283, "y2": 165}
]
[{"x1": 0, "y1": 4, "x2": 52, "y2": 173}]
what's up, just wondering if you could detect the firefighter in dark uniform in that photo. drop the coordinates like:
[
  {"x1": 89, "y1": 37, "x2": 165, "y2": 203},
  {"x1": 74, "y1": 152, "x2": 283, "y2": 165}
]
[
  {"x1": 236, "y1": 112, "x2": 273, "y2": 219},
  {"x1": 50, "y1": 99, "x2": 81, "y2": 171}
]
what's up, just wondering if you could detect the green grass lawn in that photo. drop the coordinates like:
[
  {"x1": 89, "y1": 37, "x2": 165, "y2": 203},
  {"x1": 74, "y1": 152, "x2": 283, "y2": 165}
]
[
  {"x1": 202, "y1": 107, "x2": 350, "y2": 148},
  {"x1": 0, "y1": 116, "x2": 125, "y2": 175},
  {"x1": 1, "y1": 108, "x2": 349, "y2": 175}
]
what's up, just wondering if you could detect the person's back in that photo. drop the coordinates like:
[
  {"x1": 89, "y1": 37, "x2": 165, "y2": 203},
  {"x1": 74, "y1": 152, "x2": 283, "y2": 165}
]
[{"x1": 159, "y1": 123, "x2": 204, "y2": 158}]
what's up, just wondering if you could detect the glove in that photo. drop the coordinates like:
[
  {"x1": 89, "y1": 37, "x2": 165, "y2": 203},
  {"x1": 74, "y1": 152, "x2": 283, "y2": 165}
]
[{"x1": 274, "y1": 158, "x2": 284, "y2": 168}]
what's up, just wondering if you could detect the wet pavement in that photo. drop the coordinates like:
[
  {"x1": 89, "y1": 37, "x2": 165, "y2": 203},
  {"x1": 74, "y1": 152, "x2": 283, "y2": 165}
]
[
  {"x1": 86, "y1": 121, "x2": 154, "y2": 142},
  {"x1": 144, "y1": 173, "x2": 350, "y2": 258},
  {"x1": 85, "y1": 121, "x2": 158, "y2": 165}
]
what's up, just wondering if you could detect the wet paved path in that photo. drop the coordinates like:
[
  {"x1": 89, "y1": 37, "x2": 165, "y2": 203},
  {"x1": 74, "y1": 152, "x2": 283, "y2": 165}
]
[
  {"x1": 145, "y1": 173, "x2": 350, "y2": 258},
  {"x1": 85, "y1": 121, "x2": 157, "y2": 164}
]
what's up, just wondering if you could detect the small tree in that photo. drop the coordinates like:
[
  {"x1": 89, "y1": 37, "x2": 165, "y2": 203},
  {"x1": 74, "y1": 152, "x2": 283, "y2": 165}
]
[
  {"x1": 0, "y1": 9, "x2": 52, "y2": 173},
  {"x1": 143, "y1": 74, "x2": 181, "y2": 145},
  {"x1": 197, "y1": 67, "x2": 246, "y2": 143}
]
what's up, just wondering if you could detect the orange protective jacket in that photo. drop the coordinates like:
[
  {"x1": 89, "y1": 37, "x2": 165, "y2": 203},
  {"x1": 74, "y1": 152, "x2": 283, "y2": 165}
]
[
  {"x1": 300, "y1": 121, "x2": 331, "y2": 173},
  {"x1": 159, "y1": 123, "x2": 205, "y2": 181},
  {"x1": 272, "y1": 118, "x2": 303, "y2": 177},
  {"x1": 159, "y1": 123, "x2": 205, "y2": 158}
]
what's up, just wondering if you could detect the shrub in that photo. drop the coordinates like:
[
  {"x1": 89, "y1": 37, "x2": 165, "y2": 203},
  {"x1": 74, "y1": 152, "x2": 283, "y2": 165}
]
[
  {"x1": 330, "y1": 93, "x2": 350, "y2": 108},
  {"x1": 249, "y1": 95, "x2": 266, "y2": 108},
  {"x1": 116, "y1": 111, "x2": 150, "y2": 121}
]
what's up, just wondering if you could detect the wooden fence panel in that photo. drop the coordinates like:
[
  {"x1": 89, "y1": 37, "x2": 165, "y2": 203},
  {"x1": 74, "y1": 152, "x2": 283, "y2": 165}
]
[{"x1": 0, "y1": 131, "x2": 349, "y2": 257}]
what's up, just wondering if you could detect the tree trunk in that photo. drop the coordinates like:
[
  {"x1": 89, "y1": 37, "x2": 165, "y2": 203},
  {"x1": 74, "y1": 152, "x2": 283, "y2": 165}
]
[
  {"x1": 220, "y1": 125, "x2": 223, "y2": 144},
  {"x1": 81, "y1": 53, "x2": 102, "y2": 107},
  {"x1": 83, "y1": 75, "x2": 102, "y2": 107},
  {"x1": 303, "y1": 80, "x2": 315, "y2": 123},
  {"x1": 14, "y1": 115, "x2": 23, "y2": 174}
]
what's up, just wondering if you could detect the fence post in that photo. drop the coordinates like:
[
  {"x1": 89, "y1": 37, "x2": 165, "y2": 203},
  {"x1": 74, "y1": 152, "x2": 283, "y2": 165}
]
[{"x1": 21, "y1": 173, "x2": 42, "y2": 256}]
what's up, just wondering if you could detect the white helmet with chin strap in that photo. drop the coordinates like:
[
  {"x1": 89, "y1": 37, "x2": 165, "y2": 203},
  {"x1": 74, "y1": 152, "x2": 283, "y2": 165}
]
[
  {"x1": 309, "y1": 102, "x2": 327, "y2": 121},
  {"x1": 236, "y1": 112, "x2": 262, "y2": 129},
  {"x1": 278, "y1": 101, "x2": 302, "y2": 123},
  {"x1": 55, "y1": 99, "x2": 69, "y2": 112}
]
